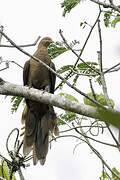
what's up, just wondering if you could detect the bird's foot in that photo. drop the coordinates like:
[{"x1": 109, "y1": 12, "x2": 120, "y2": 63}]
[{"x1": 41, "y1": 85, "x2": 50, "y2": 93}]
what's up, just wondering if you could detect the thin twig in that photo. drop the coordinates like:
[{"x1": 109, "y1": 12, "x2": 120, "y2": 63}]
[
  {"x1": 50, "y1": 134, "x2": 120, "y2": 179},
  {"x1": 18, "y1": 168, "x2": 25, "y2": 180},
  {"x1": 97, "y1": 20, "x2": 112, "y2": 108},
  {"x1": 69, "y1": 67, "x2": 98, "y2": 76},
  {"x1": 104, "y1": 62, "x2": 120, "y2": 74},
  {"x1": 59, "y1": 125, "x2": 107, "y2": 134},
  {"x1": 0, "y1": 26, "x2": 3, "y2": 44},
  {"x1": 72, "y1": 125, "x2": 117, "y2": 147},
  {"x1": 72, "y1": 124, "x2": 120, "y2": 179},
  {"x1": 9, "y1": 168, "x2": 13, "y2": 180},
  {"x1": 89, "y1": 79, "x2": 97, "y2": 100},
  {"x1": 9, "y1": 61, "x2": 23, "y2": 69},
  {"x1": 85, "y1": 139, "x2": 120, "y2": 179},
  {"x1": 59, "y1": 30, "x2": 100, "y2": 74},
  {"x1": 0, "y1": 67, "x2": 9, "y2": 72},
  {"x1": 0, "y1": 36, "x2": 41, "y2": 48},
  {"x1": 74, "y1": 9, "x2": 101, "y2": 67},
  {"x1": 56, "y1": 10, "x2": 101, "y2": 90},
  {"x1": 6, "y1": 128, "x2": 19, "y2": 154}
]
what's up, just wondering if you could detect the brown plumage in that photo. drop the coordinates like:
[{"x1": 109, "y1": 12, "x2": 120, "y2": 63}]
[{"x1": 21, "y1": 37, "x2": 59, "y2": 165}]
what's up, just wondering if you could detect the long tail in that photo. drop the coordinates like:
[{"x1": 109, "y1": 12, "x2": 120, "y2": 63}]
[{"x1": 22, "y1": 104, "x2": 59, "y2": 165}]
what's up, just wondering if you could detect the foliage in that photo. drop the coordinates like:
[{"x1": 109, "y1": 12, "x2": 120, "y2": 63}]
[
  {"x1": 104, "y1": 9, "x2": 120, "y2": 27},
  {"x1": 58, "y1": 93, "x2": 79, "y2": 124},
  {"x1": 99, "y1": 167, "x2": 120, "y2": 180},
  {"x1": 77, "y1": 61, "x2": 99, "y2": 75},
  {"x1": 61, "y1": 0, "x2": 81, "y2": 17},
  {"x1": 83, "y1": 92, "x2": 114, "y2": 107},
  {"x1": 10, "y1": 96, "x2": 23, "y2": 113},
  {"x1": 0, "y1": 160, "x2": 16, "y2": 180},
  {"x1": 58, "y1": 112, "x2": 79, "y2": 125},
  {"x1": 57, "y1": 65, "x2": 73, "y2": 74},
  {"x1": 57, "y1": 61, "x2": 100, "y2": 88},
  {"x1": 111, "y1": 15, "x2": 120, "y2": 27},
  {"x1": 48, "y1": 41, "x2": 68, "y2": 59}
]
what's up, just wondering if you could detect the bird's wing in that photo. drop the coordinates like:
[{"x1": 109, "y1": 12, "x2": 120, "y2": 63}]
[
  {"x1": 49, "y1": 61, "x2": 56, "y2": 94},
  {"x1": 23, "y1": 60, "x2": 30, "y2": 86}
]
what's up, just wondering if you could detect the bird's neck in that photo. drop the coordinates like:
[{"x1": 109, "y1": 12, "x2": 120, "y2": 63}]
[{"x1": 33, "y1": 44, "x2": 50, "y2": 64}]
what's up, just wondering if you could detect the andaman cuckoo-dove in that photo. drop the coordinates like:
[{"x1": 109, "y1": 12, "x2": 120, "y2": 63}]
[{"x1": 21, "y1": 37, "x2": 58, "y2": 165}]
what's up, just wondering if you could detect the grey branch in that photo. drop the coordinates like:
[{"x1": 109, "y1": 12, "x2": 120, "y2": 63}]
[
  {"x1": 0, "y1": 178, "x2": 6, "y2": 180},
  {"x1": 90, "y1": 0, "x2": 120, "y2": 13},
  {"x1": 0, "y1": 36, "x2": 41, "y2": 48},
  {"x1": 0, "y1": 26, "x2": 3, "y2": 44},
  {"x1": 18, "y1": 168, "x2": 25, "y2": 180},
  {"x1": 0, "y1": 78, "x2": 120, "y2": 129}
]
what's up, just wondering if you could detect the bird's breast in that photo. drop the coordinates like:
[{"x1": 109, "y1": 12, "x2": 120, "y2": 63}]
[{"x1": 29, "y1": 60, "x2": 51, "y2": 90}]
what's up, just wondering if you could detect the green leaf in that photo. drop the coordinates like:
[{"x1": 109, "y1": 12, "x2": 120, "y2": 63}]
[
  {"x1": 99, "y1": 171, "x2": 109, "y2": 179},
  {"x1": 48, "y1": 41, "x2": 68, "y2": 59},
  {"x1": 77, "y1": 61, "x2": 98, "y2": 69},
  {"x1": 0, "y1": 160, "x2": 16, "y2": 180},
  {"x1": 112, "y1": 167, "x2": 120, "y2": 178},
  {"x1": 59, "y1": 92, "x2": 78, "y2": 102},
  {"x1": 58, "y1": 112, "x2": 79, "y2": 124},
  {"x1": 104, "y1": 11, "x2": 112, "y2": 27},
  {"x1": 73, "y1": 74, "x2": 79, "y2": 86},
  {"x1": 11, "y1": 96, "x2": 23, "y2": 113},
  {"x1": 83, "y1": 92, "x2": 114, "y2": 107},
  {"x1": 57, "y1": 65, "x2": 73, "y2": 74},
  {"x1": 111, "y1": 16, "x2": 120, "y2": 27},
  {"x1": 77, "y1": 62, "x2": 99, "y2": 76},
  {"x1": 61, "y1": 0, "x2": 81, "y2": 17}
]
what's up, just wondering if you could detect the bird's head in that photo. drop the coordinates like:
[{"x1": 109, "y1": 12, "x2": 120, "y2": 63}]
[{"x1": 38, "y1": 37, "x2": 53, "y2": 48}]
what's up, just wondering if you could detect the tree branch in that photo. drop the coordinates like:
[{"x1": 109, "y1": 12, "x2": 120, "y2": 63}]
[
  {"x1": 90, "y1": 0, "x2": 120, "y2": 13},
  {"x1": 0, "y1": 26, "x2": 3, "y2": 44},
  {"x1": 0, "y1": 29, "x2": 103, "y2": 107},
  {"x1": 0, "y1": 178, "x2": 6, "y2": 180},
  {"x1": 56, "y1": 10, "x2": 101, "y2": 90},
  {"x1": 97, "y1": 19, "x2": 119, "y2": 147},
  {"x1": 0, "y1": 78, "x2": 120, "y2": 129},
  {"x1": 0, "y1": 36, "x2": 41, "y2": 48}
]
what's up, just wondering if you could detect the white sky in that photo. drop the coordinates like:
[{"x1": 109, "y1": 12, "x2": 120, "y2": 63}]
[{"x1": 0, "y1": 0, "x2": 120, "y2": 180}]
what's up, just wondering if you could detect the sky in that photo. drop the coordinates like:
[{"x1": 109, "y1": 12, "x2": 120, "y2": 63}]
[{"x1": 0, "y1": 0, "x2": 120, "y2": 180}]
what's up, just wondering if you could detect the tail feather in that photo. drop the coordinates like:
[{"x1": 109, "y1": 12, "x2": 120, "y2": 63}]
[
  {"x1": 35, "y1": 119, "x2": 49, "y2": 165},
  {"x1": 22, "y1": 106, "x2": 36, "y2": 155},
  {"x1": 33, "y1": 144, "x2": 38, "y2": 165},
  {"x1": 22, "y1": 104, "x2": 59, "y2": 165}
]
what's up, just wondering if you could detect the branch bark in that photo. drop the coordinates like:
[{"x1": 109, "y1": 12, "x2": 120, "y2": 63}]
[
  {"x1": 0, "y1": 78, "x2": 120, "y2": 129},
  {"x1": 0, "y1": 36, "x2": 41, "y2": 48},
  {"x1": 0, "y1": 178, "x2": 6, "y2": 180},
  {"x1": 90, "y1": 0, "x2": 120, "y2": 13}
]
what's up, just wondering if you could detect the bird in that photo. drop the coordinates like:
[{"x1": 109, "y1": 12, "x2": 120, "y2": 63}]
[{"x1": 21, "y1": 37, "x2": 59, "y2": 165}]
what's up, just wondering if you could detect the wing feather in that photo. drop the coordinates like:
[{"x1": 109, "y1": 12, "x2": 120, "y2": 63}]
[
  {"x1": 23, "y1": 60, "x2": 30, "y2": 86},
  {"x1": 49, "y1": 61, "x2": 56, "y2": 94}
]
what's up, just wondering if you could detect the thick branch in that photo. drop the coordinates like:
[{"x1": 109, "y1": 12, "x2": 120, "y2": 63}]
[{"x1": 0, "y1": 78, "x2": 120, "y2": 129}]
